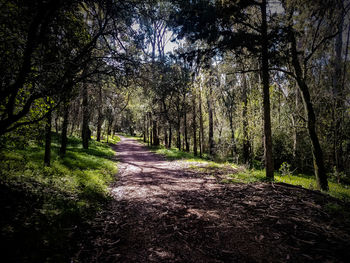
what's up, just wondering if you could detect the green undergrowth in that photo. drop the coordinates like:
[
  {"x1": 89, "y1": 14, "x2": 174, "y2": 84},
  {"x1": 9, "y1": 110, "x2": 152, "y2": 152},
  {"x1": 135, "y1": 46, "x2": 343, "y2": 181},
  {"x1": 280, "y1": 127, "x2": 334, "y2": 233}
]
[
  {"x1": 225, "y1": 169, "x2": 350, "y2": 202},
  {"x1": 91, "y1": 134, "x2": 121, "y2": 145},
  {"x1": 129, "y1": 135, "x2": 210, "y2": 161},
  {"x1": 0, "y1": 134, "x2": 117, "y2": 262}
]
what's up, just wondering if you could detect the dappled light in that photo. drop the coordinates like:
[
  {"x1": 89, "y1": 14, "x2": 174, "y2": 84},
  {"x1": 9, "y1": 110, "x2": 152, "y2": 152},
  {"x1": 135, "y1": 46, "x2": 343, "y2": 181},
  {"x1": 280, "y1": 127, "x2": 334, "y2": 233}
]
[{"x1": 1, "y1": 0, "x2": 350, "y2": 262}]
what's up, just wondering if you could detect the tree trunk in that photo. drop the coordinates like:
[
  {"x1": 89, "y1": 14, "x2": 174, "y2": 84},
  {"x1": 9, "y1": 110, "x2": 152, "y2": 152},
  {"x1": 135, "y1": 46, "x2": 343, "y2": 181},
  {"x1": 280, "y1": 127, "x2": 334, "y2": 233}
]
[
  {"x1": 149, "y1": 113, "x2": 153, "y2": 145},
  {"x1": 242, "y1": 73, "x2": 250, "y2": 164},
  {"x1": 193, "y1": 92, "x2": 197, "y2": 156},
  {"x1": 208, "y1": 86, "x2": 214, "y2": 156},
  {"x1": 153, "y1": 119, "x2": 159, "y2": 146},
  {"x1": 106, "y1": 119, "x2": 112, "y2": 143},
  {"x1": 333, "y1": 5, "x2": 344, "y2": 173},
  {"x1": 44, "y1": 109, "x2": 52, "y2": 166},
  {"x1": 177, "y1": 121, "x2": 181, "y2": 150},
  {"x1": 96, "y1": 86, "x2": 103, "y2": 142},
  {"x1": 290, "y1": 30, "x2": 329, "y2": 191},
  {"x1": 164, "y1": 122, "x2": 168, "y2": 147},
  {"x1": 82, "y1": 83, "x2": 90, "y2": 149},
  {"x1": 143, "y1": 115, "x2": 147, "y2": 142},
  {"x1": 54, "y1": 111, "x2": 59, "y2": 134},
  {"x1": 168, "y1": 124, "x2": 172, "y2": 148},
  {"x1": 176, "y1": 97, "x2": 181, "y2": 150},
  {"x1": 146, "y1": 114, "x2": 149, "y2": 146},
  {"x1": 292, "y1": 87, "x2": 299, "y2": 163},
  {"x1": 199, "y1": 85, "x2": 204, "y2": 157},
  {"x1": 60, "y1": 102, "x2": 70, "y2": 157},
  {"x1": 261, "y1": 0, "x2": 274, "y2": 179},
  {"x1": 184, "y1": 99, "x2": 189, "y2": 152}
]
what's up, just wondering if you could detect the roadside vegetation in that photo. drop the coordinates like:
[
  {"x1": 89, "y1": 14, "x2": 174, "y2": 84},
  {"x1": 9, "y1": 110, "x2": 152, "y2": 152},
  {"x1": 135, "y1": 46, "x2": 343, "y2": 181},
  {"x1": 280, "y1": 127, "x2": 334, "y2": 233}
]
[{"x1": 0, "y1": 134, "x2": 118, "y2": 262}]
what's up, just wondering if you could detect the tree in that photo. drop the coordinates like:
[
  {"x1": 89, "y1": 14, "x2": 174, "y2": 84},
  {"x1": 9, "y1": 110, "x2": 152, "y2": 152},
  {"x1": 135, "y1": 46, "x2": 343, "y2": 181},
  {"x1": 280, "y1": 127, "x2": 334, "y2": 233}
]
[{"x1": 170, "y1": 0, "x2": 275, "y2": 178}]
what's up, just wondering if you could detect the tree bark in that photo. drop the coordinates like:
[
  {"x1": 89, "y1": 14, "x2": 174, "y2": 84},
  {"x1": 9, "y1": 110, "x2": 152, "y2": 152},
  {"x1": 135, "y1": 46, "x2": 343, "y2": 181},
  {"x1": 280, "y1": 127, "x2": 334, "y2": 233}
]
[
  {"x1": 168, "y1": 124, "x2": 172, "y2": 148},
  {"x1": 149, "y1": 113, "x2": 153, "y2": 145},
  {"x1": 208, "y1": 86, "x2": 214, "y2": 156},
  {"x1": 242, "y1": 73, "x2": 250, "y2": 164},
  {"x1": 153, "y1": 119, "x2": 159, "y2": 146},
  {"x1": 289, "y1": 29, "x2": 329, "y2": 191},
  {"x1": 177, "y1": 120, "x2": 181, "y2": 150},
  {"x1": 292, "y1": 87, "x2": 299, "y2": 164},
  {"x1": 164, "y1": 123, "x2": 168, "y2": 147},
  {"x1": 193, "y1": 92, "x2": 198, "y2": 156},
  {"x1": 60, "y1": 102, "x2": 70, "y2": 157},
  {"x1": 261, "y1": 0, "x2": 274, "y2": 179},
  {"x1": 44, "y1": 109, "x2": 52, "y2": 166},
  {"x1": 333, "y1": 4, "x2": 344, "y2": 173},
  {"x1": 146, "y1": 114, "x2": 149, "y2": 146},
  {"x1": 96, "y1": 86, "x2": 103, "y2": 142},
  {"x1": 143, "y1": 115, "x2": 147, "y2": 142},
  {"x1": 82, "y1": 83, "x2": 90, "y2": 149},
  {"x1": 184, "y1": 96, "x2": 189, "y2": 152},
  {"x1": 199, "y1": 85, "x2": 204, "y2": 157}
]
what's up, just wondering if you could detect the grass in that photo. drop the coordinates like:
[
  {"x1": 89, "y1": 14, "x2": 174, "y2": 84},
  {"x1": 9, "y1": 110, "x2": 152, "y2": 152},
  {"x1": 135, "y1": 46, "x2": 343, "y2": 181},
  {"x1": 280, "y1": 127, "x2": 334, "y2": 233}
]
[
  {"x1": 127, "y1": 134, "x2": 210, "y2": 161},
  {"x1": 226, "y1": 169, "x2": 350, "y2": 202},
  {"x1": 91, "y1": 134, "x2": 121, "y2": 145},
  {"x1": 0, "y1": 133, "x2": 118, "y2": 262}
]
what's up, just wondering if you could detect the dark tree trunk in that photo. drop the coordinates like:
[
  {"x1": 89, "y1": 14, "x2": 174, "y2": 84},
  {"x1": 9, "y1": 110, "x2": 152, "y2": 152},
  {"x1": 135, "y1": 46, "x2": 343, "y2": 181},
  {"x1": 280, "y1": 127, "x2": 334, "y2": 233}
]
[
  {"x1": 149, "y1": 113, "x2": 153, "y2": 145},
  {"x1": 143, "y1": 115, "x2": 147, "y2": 142},
  {"x1": 82, "y1": 83, "x2": 90, "y2": 149},
  {"x1": 292, "y1": 87, "x2": 299, "y2": 164},
  {"x1": 333, "y1": 5, "x2": 345, "y2": 173},
  {"x1": 242, "y1": 74, "x2": 250, "y2": 164},
  {"x1": 153, "y1": 120, "x2": 159, "y2": 146},
  {"x1": 208, "y1": 87, "x2": 214, "y2": 156},
  {"x1": 44, "y1": 110, "x2": 52, "y2": 166},
  {"x1": 168, "y1": 124, "x2": 172, "y2": 148},
  {"x1": 184, "y1": 101, "x2": 189, "y2": 152},
  {"x1": 60, "y1": 102, "x2": 70, "y2": 157},
  {"x1": 146, "y1": 114, "x2": 149, "y2": 146},
  {"x1": 290, "y1": 29, "x2": 328, "y2": 191},
  {"x1": 261, "y1": 0, "x2": 274, "y2": 179},
  {"x1": 176, "y1": 97, "x2": 181, "y2": 150},
  {"x1": 96, "y1": 86, "x2": 103, "y2": 142},
  {"x1": 164, "y1": 123, "x2": 168, "y2": 147},
  {"x1": 106, "y1": 118, "x2": 113, "y2": 143},
  {"x1": 177, "y1": 121, "x2": 181, "y2": 150},
  {"x1": 229, "y1": 117, "x2": 236, "y2": 160},
  {"x1": 54, "y1": 111, "x2": 59, "y2": 134},
  {"x1": 199, "y1": 87, "x2": 204, "y2": 157},
  {"x1": 69, "y1": 102, "x2": 76, "y2": 136},
  {"x1": 193, "y1": 92, "x2": 197, "y2": 156}
]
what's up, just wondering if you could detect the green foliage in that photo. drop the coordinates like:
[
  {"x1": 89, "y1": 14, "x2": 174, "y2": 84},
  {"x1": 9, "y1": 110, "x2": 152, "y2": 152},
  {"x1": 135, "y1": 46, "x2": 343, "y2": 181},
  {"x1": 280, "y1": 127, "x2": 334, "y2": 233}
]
[
  {"x1": 0, "y1": 135, "x2": 117, "y2": 261},
  {"x1": 100, "y1": 135, "x2": 121, "y2": 145},
  {"x1": 279, "y1": 162, "x2": 292, "y2": 176},
  {"x1": 272, "y1": 132, "x2": 294, "y2": 170}
]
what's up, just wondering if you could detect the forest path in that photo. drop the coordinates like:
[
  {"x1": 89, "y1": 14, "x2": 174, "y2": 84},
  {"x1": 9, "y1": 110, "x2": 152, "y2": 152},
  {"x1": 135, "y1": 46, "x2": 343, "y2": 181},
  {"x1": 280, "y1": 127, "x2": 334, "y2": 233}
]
[{"x1": 76, "y1": 136, "x2": 350, "y2": 263}]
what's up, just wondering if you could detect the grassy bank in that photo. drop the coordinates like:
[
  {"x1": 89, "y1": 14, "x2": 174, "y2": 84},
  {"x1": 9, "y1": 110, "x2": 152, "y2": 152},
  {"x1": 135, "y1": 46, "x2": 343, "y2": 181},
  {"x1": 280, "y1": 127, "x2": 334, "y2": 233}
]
[
  {"x1": 225, "y1": 169, "x2": 350, "y2": 202},
  {"x1": 0, "y1": 134, "x2": 118, "y2": 262}
]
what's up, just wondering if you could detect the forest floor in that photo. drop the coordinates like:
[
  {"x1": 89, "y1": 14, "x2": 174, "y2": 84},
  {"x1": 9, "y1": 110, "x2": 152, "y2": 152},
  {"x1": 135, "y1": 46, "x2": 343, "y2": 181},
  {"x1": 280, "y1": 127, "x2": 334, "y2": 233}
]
[{"x1": 76, "y1": 136, "x2": 350, "y2": 263}]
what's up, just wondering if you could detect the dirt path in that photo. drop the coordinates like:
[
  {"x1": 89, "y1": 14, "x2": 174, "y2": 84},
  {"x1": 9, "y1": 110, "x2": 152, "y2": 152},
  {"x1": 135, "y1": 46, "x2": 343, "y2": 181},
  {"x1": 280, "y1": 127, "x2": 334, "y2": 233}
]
[{"x1": 76, "y1": 136, "x2": 350, "y2": 262}]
